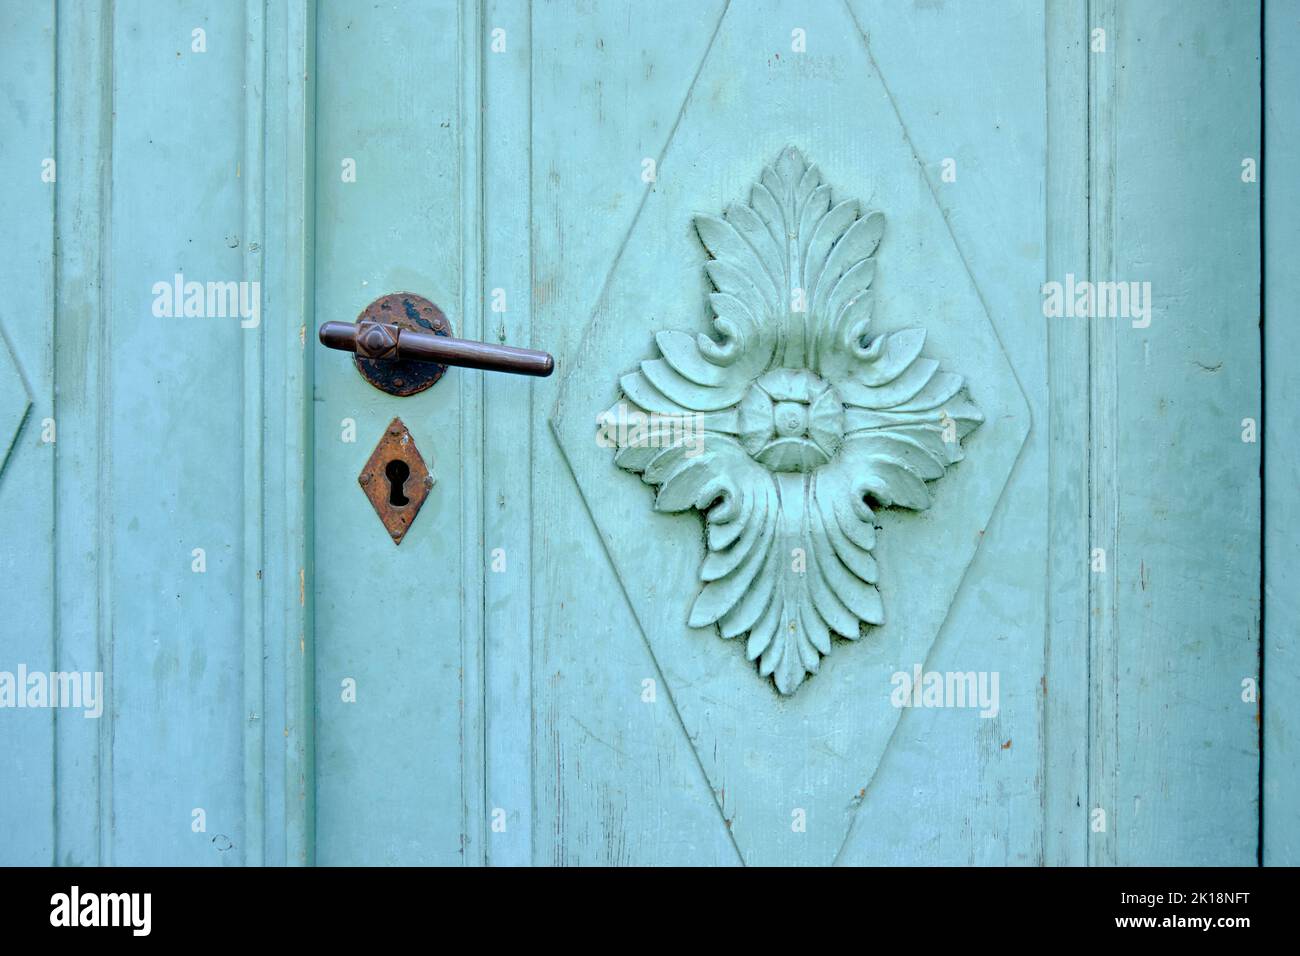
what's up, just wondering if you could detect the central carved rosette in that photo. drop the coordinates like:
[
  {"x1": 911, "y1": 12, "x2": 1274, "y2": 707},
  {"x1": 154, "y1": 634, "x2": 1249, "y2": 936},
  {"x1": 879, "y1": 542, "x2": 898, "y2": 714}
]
[
  {"x1": 737, "y1": 369, "x2": 844, "y2": 472},
  {"x1": 604, "y1": 146, "x2": 983, "y2": 695}
]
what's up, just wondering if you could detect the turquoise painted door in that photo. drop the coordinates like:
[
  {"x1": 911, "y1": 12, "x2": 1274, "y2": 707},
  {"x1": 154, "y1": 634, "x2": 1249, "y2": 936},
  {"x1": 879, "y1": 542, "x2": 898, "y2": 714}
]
[{"x1": 1, "y1": 0, "x2": 1291, "y2": 866}]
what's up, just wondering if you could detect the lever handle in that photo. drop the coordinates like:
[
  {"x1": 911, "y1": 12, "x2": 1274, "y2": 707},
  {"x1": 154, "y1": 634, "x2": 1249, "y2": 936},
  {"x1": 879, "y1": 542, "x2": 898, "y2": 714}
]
[{"x1": 320, "y1": 320, "x2": 554, "y2": 378}]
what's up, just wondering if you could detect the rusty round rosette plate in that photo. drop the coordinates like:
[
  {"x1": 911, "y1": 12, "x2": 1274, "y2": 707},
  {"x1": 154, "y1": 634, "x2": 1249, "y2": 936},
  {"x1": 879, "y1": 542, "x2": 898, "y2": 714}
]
[{"x1": 353, "y1": 292, "x2": 452, "y2": 396}]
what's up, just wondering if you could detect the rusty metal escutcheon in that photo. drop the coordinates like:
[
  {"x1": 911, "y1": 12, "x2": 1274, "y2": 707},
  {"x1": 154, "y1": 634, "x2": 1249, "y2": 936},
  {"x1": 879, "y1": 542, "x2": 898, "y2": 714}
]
[
  {"x1": 353, "y1": 292, "x2": 451, "y2": 397},
  {"x1": 359, "y1": 417, "x2": 433, "y2": 545}
]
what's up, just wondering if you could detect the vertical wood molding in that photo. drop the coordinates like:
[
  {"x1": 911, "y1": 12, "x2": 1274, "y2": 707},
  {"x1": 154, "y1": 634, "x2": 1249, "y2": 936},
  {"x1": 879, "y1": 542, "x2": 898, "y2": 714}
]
[
  {"x1": 482, "y1": 0, "x2": 535, "y2": 866},
  {"x1": 242, "y1": 0, "x2": 269, "y2": 868},
  {"x1": 256, "y1": 0, "x2": 316, "y2": 865},
  {"x1": 1263, "y1": 0, "x2": 1300, "y2": 867},
  {"x1": 52, "y1": 0, "x2": 116, "y2": 867},
  {"x1": 458, "y1": 0, "x2": 488, "y2": 866},
  {"x1": 0, "y1": 0, "x2": 57, "y2": 865},
  {"x1": 1085, "y1": 0, "x2": 1119, "y2": 868},
  {"x1": 1043, "y1": 0, "x2": 1091, "y2": 867},
  {"x1": 48, "y1": 0, "x2": 316, "y2": 866},
  {"x1": 286, "y1": 0, "x2": 317, "y2": 870},
  {"x1": 1088, "y1": 1, "x2": 1259, "y2": 864}
]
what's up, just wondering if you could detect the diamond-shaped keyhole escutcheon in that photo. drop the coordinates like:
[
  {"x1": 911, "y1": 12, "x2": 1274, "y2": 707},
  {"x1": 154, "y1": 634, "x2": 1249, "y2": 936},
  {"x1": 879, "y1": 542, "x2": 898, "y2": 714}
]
[{"x1": 359, "y1": 417, "x2": 433, "y2": 544}]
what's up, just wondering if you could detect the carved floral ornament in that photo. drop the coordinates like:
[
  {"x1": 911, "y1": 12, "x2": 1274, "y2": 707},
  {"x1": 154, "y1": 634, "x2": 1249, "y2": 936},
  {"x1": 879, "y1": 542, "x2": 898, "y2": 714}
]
[{"x1": 598, "y1": 147, "x2": 982, "y2": 695}]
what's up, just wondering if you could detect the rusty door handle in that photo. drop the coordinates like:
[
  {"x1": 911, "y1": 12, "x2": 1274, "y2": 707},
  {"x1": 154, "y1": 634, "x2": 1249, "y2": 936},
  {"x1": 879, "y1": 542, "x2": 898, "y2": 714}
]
[
  {"x1": 321, "y1": 292, "x2": 553, "y2": 397},
  {"x1": 320, "y1": 320, "x2": 554, "y2": 377}
]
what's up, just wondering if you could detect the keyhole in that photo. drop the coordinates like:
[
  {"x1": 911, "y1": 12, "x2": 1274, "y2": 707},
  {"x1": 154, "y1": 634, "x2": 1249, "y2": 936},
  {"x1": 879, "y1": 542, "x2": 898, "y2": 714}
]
[{"x1": 385, "y1": 459, "x2": 411, "y2": 507}]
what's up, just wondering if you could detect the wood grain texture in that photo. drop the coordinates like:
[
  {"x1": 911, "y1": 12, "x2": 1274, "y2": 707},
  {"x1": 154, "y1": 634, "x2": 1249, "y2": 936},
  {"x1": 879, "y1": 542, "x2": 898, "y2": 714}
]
[
  {"x1": 552, "y1": 0, "x2": 1031, "y2": 866},
  {"x1": 311, "y1": 0, "x2": 477, "y2": 865},
  {"x1": 0, "y1": 0, "x2": 317, "y2": 866},
  {"x1": 1043, "y1": 0, "x2": 1091, "y2": 867},
  {"x1": 108, "y1": 0, "x2": 257, "y2": 865},
  {"x1": 532, "y1": 0, "x2": 739, "y2": 866},
  {"x1": 0, "y1": 0, "x2": 55, "y2": 866},
  {"x1": 51, "y1": 0, "x2": 116, "y2": 866},
  {"x1": 839, "y1": 0, "x2": 1048, "y2": 867},
  {"x1": 259, "y1": 0, "x2": 316, "y2": 865},
  {"x1": 1087, "y1": 0, "x2": 1121, "y2": 869},
  {"x1": 1105, "y1": 0, "x2": 1260, "y2": 864},
  {"x1": 482, "y1": 0, "x2": 535, "y2": 866},
  {"x1": 456, "y1": 0, "x2": 489, "y2": 867},
  {"x1": 242, "y1": 0, "x2": 268, "y2": 868},
  {"x1": 0, "y1": 0, "x2": 1270, "y2": 868},
  {"x1": 1263, "y1": 0, "x2": 1299, "y2": 867}
]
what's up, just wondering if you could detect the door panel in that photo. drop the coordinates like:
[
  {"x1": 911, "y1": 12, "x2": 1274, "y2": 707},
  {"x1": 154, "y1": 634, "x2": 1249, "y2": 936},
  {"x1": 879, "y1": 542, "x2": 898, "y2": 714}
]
[
  {"x1": 0, "y1": 0, "x2": 312, "y2": 865},
  {"x1": 312, "y1": 0, "x2": 474, "y2": 865},
  {"x1": 0, "y1": 0, "x2": 1271, "y2": 867},
  {"x1": 1102, "y1": 1, "x2": 1260, "y2": 864},
  {"x1": 103, "y1": 0, "x2": 251, "y2": 866},
  {"x1": 549, "y1": 0, "x2": 1033, "y2": 866},
  {"x1": 836, "y1": 5, "x2": 1049, "y2": 865},
  {"x1": 1264, "y1": 0, "x2": 1300, "y2": 867},
  {"x1": 532, "y1": 0, "x2": 1259, "y2": 866},
  {"x1": 0, "y1": 0, "x2": 55, "y2": 866},
  {"x1": 529, "y1": 0, "x2": 741, "y2": 868}
]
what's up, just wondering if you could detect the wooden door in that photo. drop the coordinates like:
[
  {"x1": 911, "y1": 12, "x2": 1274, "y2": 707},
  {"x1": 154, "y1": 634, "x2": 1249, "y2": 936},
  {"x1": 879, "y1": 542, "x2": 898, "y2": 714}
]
[
  {"x1": 1, "y1": 0, "x2": 1288, "y2": 867},
  {"x1": 309, "y1": 0, "x2": 1267, "y2": 865}
]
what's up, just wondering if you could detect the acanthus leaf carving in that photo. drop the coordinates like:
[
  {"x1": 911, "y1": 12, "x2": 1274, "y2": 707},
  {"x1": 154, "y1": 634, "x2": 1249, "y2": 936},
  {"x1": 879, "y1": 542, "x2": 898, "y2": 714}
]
[{"x1": 600, "y1": 146, "x2": 982, "y2": 695}]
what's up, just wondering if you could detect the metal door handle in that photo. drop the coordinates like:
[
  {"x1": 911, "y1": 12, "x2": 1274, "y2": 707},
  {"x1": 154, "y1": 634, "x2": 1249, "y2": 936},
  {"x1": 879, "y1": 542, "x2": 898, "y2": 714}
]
[
  {"x1": 319, "y1": 292, "x2": 553, "y2": 396},
  {"x1": 319, "y1": 320, "x2": 554, "y2": 377}
]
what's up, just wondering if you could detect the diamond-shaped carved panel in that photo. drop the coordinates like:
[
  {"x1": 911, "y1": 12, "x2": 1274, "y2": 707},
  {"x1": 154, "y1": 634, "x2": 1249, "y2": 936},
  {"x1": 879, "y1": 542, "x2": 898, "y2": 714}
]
[
  {"x1": 552, "y1": 0, "x2": 1030, "y2": 866},
  {"x1": 359, "y1": 417, "x2": 433, "y2": 545},
  {"x1": 601, "y1": 145, "x2": 984, "y2": 697}
]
